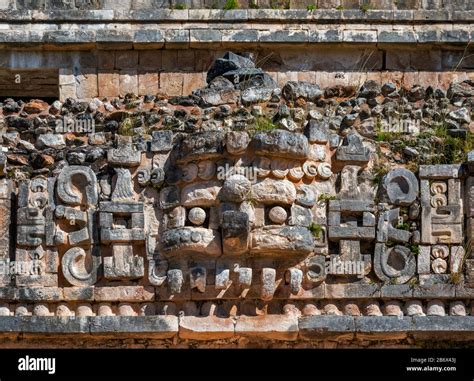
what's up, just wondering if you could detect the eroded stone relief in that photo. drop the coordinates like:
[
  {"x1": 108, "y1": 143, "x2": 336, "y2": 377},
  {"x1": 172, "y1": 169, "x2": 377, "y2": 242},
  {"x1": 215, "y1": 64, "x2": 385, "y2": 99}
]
[{"x1": 0, "y1": 52, "x2": 473, "y2": 324}]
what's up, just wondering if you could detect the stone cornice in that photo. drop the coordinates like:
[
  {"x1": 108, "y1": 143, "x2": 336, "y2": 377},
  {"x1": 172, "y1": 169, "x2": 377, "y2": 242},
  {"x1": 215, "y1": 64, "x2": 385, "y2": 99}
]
[{"x1": 0, "y1": 9, "x2": 472, "y2": 23}]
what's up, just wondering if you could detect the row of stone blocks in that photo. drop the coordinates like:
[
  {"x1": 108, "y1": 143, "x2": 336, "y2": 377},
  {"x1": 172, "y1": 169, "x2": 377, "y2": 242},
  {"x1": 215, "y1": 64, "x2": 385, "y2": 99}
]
[
  {"x1": 1, "y1": 25, "x2": 472, "y2": 46},
  {"x1": 0, "y1": 298, "x2": 469, "y2": 317},
  {"x1": 0, "y1": 284, "x2": 471, "y2": 300},
  {"x1": 0, "y1": 315, "x2": 473, "y2": 341}
]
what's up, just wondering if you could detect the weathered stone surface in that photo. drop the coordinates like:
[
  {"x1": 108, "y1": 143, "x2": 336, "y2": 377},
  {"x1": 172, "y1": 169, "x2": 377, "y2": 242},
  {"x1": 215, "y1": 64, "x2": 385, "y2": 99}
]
[
  {"x1": 89, "y1": 316, "x2": 178, "y2": 337},
  {"x1": 181, "y1": 181, "x2": 221, "y2": 207},
  {"x1": 235, "y1": 315, "x2": 298, "y2": 340},
  {"x1": 299, "y1": 316, "x2": 355, "y2": 340},
  {"x1": 253, "y1": 130, "x2": 309, "y2": 159},
  {"x1": 178, "y1": 131, "x2": 225, "y2": 162},
  {"x1": 0, "y1": 47, "x2": 473, "y2": 346},
  {"x1": 206, "y1": 51, "x2": 255, "y2": 84},
  {"x1": 194, "y1": 86, "x2": 240, "y2": 107},
  {"x1": 355, "y1": 317, "x2": 412, "y2": 338},
  {"x1": 161, "y1": 227, "x2": 222, "y2": 257},
  {"x1": 250, "y1": 226, "x2": 314, "y2": 255},
  {"x1": 405, "y1": 300, "x2": 425, "y2": 316},
  {"x1": 94, "y1": 286, "x2": 154, "y2": 302},
  {"x1": 221, "y1": 175, "x2": 251, "y2": 203},
  {"x1": 305, "y1": 119, "x2": 328, "y2": 143},
  {"x1": 36, "y1": 134, "x2": 66, "y2": 149},
  {"x1": 179, "y1": 316, "x2": 235, "y2": 340},
  {"x1": 150, "y1": 130, "x2": 173, "y2": 152},
  {"x1": 382, "y1": 168, "x2": 419, "y2": 206},
  {"x1": 282, "y1": 81, "x2": 323, "y2": 102},
  {"x1": 336, "y1": 133, "x2": 370, "y2": 163},
  {"x1": 222, "y1": 211, "x2": 249, "y2": 255},
  {"x1": 251, "y1": 179, "x2": 296, "y2": 205}
]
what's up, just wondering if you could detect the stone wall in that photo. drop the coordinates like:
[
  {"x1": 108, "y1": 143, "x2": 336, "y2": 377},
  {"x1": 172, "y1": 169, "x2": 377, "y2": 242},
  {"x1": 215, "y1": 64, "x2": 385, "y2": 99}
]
[
  {"x1": 3, "y1": 48, "x2": 474, "y2": 101},
  {"x1": 0, "y1": 0, "x2": 473, "y2": 347},
  {"x1": 0, "y1": 0, "x2": 472, "y2": 10},
  {"x1": 0, "y1": 9, "x2": 472, "y2": 100},
  {"x1": 1, "y1": 52, "x2": 474, "y2": 346}
]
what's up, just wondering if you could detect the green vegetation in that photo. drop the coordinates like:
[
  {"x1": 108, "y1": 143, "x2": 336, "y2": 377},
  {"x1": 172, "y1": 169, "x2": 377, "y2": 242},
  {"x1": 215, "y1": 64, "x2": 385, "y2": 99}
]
[
  {"x1": 359, "y1": 3, "x2": 371, "y2": 12},
  {"x1": 318, "y1": 193, "x2": 336, "y2": 202},
  {"x1": 450, "y1": 272, "x2": 462, "y2": 285},
  {"x1": 172, "y1": 3, "x2": 187, "y2": 9},
  {"x1": 405, "y1": 160, "x2": 419, "y2": 174},
  {"x1": 249, "y1": 0, "x2": 259, "y2": 8},
  {"x1": 410, "y1": 245, "x2": 420, "y2": 255},
  {"x1": 270, "y1": 0, "x2": 290, "y2": 9},
  {"x1": 250, "y1": 117, "x2": 277, "y2": 136},
  {"x1": 308, "y1": 223, "x2": 324, "y2": 239},
  {"x1": 6, "y1": 169, "x2": 15, "y2": 179},
  {"x1": 223, "y1": 0, "x2": 239, "y2": 10},
  {"x1": 306, "y1": 4, "x2": 317, "y2": 10},
  {"x1": 335, "y1": 5, "x2": 344, "y2": 10},
  {"x1": 396, "y1": 222, "x2": 410, "y2": 231},
  {"x1": 375, "y1": 119, "x2": 401, "y2": 143},
  {"x1": 421, "y1": 122, "x2": 473, "y2": 165},
  {"x1": 118, "y1": 118, "x2": 134, "y2": 136},
  {"x1": 371, "y1": 163, "x2": 389, "y2": 185}
]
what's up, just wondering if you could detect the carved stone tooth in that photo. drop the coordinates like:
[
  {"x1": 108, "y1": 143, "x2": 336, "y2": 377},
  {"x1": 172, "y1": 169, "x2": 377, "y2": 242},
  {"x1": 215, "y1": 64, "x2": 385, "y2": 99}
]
[
  {"x1": 62, "y1": 247, "x2": 100, "y2": 287},
  {"x1": 237, "y1": 267, "x2": 252, "y2": 288},
  {"x1": 148, "y1": 259, "x2": 168, "y2": 286},
  {"x1": 261, "y1": 267, "x2": 276, "y2": 301},
  {"x1": 215, "y1": 266, "x2": 230, "y2": 290},
  {"x1": 190, "y1": 266, "x2": 207, "y2": 293},
  {"x1": 168, "y1": 269, "x2": 184, "y2": 294},
  {"x1": 287, "y1": 268, "x2": 303, "y2": 295}
]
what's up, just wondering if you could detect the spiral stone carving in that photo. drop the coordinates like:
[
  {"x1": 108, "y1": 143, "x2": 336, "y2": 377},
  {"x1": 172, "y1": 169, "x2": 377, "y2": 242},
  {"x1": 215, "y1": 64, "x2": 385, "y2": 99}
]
[
  {"x1": 271, "y1": 159, "x2": 289, "y2": 179},
  {"x1": 288, "y1": 161, "x2": 304, "y2": 181},
  {"x1": 182, "y1": 163, "x2": 198, "y2": 182},
  {"x1": 62, "y1": 247, "x2": 99, "y2": 287},
  {"x1": 431, "y1": 245, "x2": 449, "y2": 259},
  {"x1": 317, "y1": 162, "x2": 332, "y2": 179},
  {"x1": 254, "y1": 157, "x2": 271, "y2": 177},
  {"x1": 197, "y1": 160, "x2": 216, "y2": 180},
  {"x1": 302, "y1": 161, "x2": 318, "y2": 179}
]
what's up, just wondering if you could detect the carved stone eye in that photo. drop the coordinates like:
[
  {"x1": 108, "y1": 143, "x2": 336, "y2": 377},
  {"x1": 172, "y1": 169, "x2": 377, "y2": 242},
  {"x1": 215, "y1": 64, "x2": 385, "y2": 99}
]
[
  {"x1": 150, "y1": 168, "x2": 165, "y2": 186},
  {"x1": 136, "y1": 168, "x2": 150, "y2": 186},
  {"x1": 188, "y1": 207, "x2": 206, "y2": 226},
  {"x1": 268, "y1": 206, "x2": 287, "y2": 224},
  {"x1": 31, "y1": 194, "x2": 47, "y2": 208},
  {"x1": 30, "y1": 177, "x2": 47, "y2": 193}
]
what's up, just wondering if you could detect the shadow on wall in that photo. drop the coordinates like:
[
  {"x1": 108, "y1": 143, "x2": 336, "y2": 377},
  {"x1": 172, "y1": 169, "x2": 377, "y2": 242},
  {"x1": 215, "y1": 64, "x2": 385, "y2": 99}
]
[{"x1": 0, "y1": 47, "x2": 473, "y2": 99}]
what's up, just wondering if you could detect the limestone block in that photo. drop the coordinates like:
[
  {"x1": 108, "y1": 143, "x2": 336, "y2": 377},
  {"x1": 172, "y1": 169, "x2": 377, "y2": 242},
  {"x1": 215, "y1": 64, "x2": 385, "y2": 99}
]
[
  {"x1": 138, "y1": 70, "x2": 159, "y2": 96},
  {"x1": 76, "y1": 69, "x2": 98, "y2": 99},
  {"x1": 161, "y1": 227, "x2": 222, "y2": 257},
  {"x1": 250, "y1": 226, "x2": 314, "y2": 255},
  {"x1": 119, "y1": 69, "x2": 138, "y2": 96},
  {"x1": 251, "y1": 179, "x2": 296, "y2": 205},
  {"x1": 98, "y1": 70, "x2": 120, "y2": 97},
  {"x1": 253, "y1": 129, "x2": 309, "y2": 159},
  {"x1": 159, "y1": 72, "x2": 184, "y2": 96},
  {"x1": 179, "y1": 316, "x2": 235, "y2": 340},
  {"x1": 181, "y1": 181, "x2": 221, "y2": 207}
]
